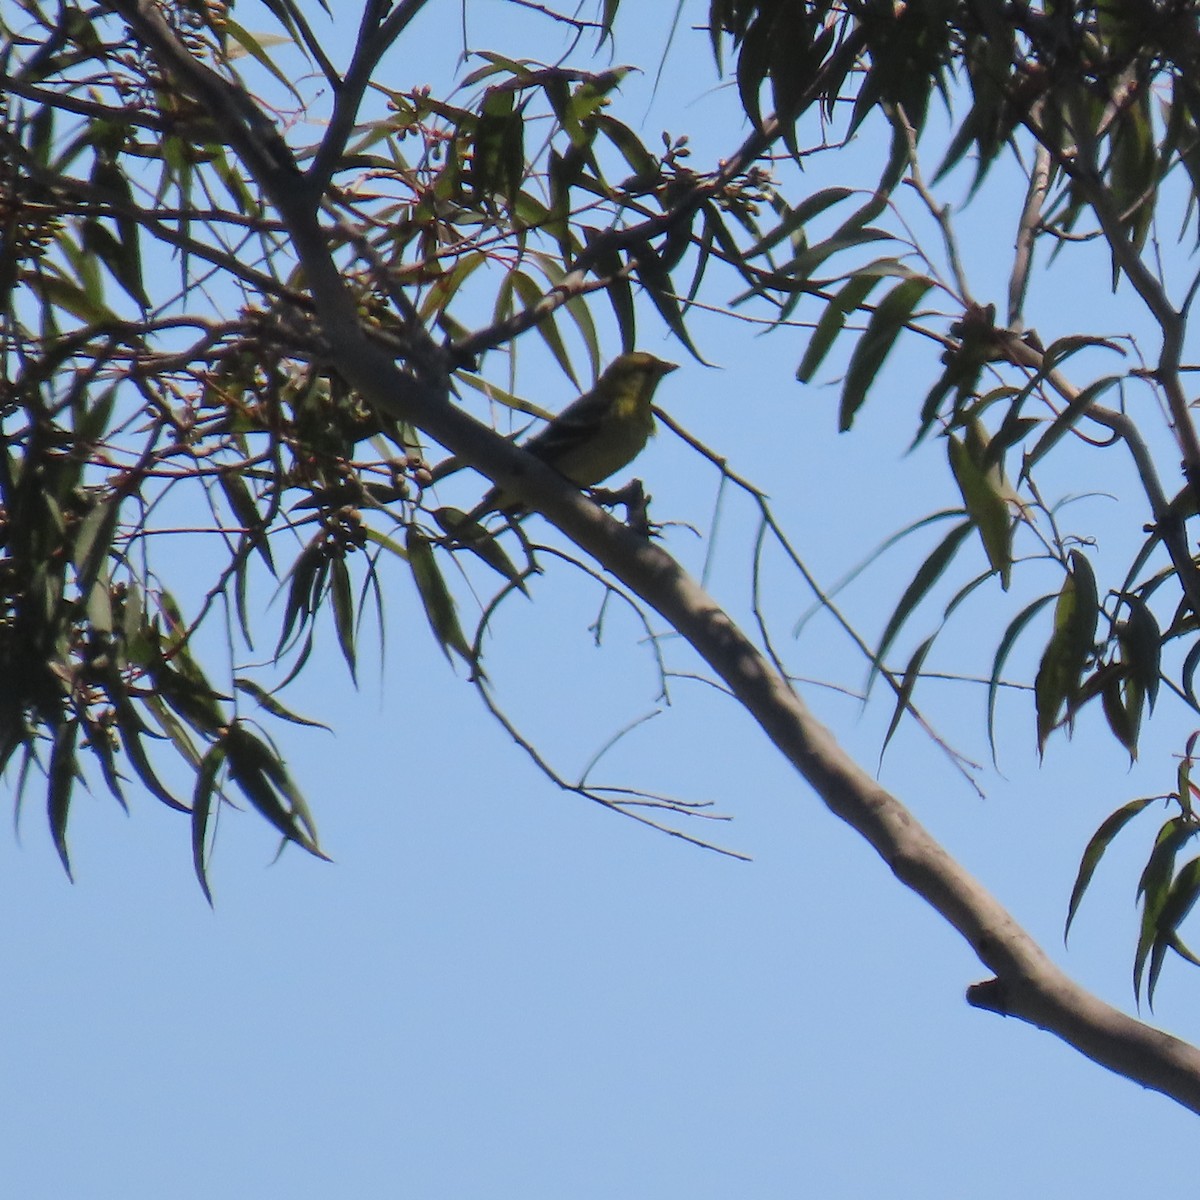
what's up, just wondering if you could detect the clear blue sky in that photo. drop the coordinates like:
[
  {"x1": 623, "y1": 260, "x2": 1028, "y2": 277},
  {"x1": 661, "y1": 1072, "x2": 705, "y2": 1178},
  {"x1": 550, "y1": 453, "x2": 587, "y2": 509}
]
[{"x1": 4, "y1": 4, "x2": 1198, "y2": 1196}]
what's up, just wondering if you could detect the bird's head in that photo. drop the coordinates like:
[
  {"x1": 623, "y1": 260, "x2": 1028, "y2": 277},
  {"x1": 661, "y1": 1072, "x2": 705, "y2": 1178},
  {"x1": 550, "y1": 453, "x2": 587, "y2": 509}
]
[
  {"x1": 601, "y1": 353, "x2": 679, "y2": 407},
  {"x1": 611, "y1": 351, "x2": 678, "y2": 383}
]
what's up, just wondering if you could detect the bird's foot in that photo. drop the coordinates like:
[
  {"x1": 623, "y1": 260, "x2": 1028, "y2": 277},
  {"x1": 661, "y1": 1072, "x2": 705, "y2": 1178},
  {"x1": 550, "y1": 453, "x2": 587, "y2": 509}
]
[{"x1": 589, "y1": 479, "x2": 656, "y2": 538}]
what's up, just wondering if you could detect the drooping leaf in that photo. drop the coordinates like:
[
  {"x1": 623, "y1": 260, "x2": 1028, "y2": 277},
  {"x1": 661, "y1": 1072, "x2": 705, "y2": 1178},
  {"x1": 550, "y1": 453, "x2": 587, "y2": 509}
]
[
  {"x1": 71, "y1": 496, "x2": 121, "y2": 597},
  {"x1": 102, "y1": 675, "x2": 187, "y2": 813},
  {"x1": 81, "y1": 217, "x2": 149, "y2": 310},
  {"x1": 1147, "y1": 856, "x2": 1200, "y2": 1004},
  {"x1": 840, "y1": 277, "x2": 933, "y2": 431},
  {"x1": 633, "y1": 243, "x2": 706, "y2": 362},
  {"x1": 532, "y1": 253, "x2": 601, "y2": 379},
  {"x1": 585, "y1": 235, "x2": 636, "y2": 351},
  {"x1": 880, "y1": 633, "x2": 935, "y2": 762},
  {"x1": 224, "y1": 19, "x2": 303, "y2": 102},
  {"x1": 191, "y1": 741, "x2": 227, "y2": 904},
  {"x1": 222, "y1": 723, "x2": 325, "y2": 859},
  {"x1": 797, "y1": 272, "x2": 884, "y2": 383},
  {"x1": 509, "y1": 270, "x2": 579, "y2": 387},
  {"x1": 1135, "y1": 817, "x2": 1200, "y2": 1004},
  {"x1": 276, "y1": 538, "x2": 328, "y2": 658},
  {"x1": 47, "y1": 719, "x2": 79, "y2": 880},
  {"x1": 329, "y1": 556, "x2": 358, "y2": 683},
  {"x1": 434, "y1": 507, "x2": 528, "y2": 592},
  {"x1": 1023, "y1": 375, "x2": 1123, "y2": 476},
  {"x1": 745, "y1": 187, "x2": 855, "y2": 261},
  {"x1": 1065, "y1": 795, "x2": 1157, "y2": 943},
  {"x1": 868, "y1": 519, "x2": 972, "y2": 696},
  {"x1": 219, "y1": 472, "x2": 275, "y2": 573},
  {"x1": 947, "y1": 428, "x2": 1012, "y2": 588},
  {"x1": 596, "y1": 113, "x2": 659, "y2": 185},
  {"x1": 406, "y1": 525, "x2": 474, "y2": 667},
  {"x1": 234, "y1": 679, "x2": 331, "y2": 730},
  {"x1": 1101, "y1": 671, "x2": 1139, "y2": 760},
  {"x1": 1119, "y1": 593, "x2": 1162, "y2": 714},
  {"x1": 469, "y1": 86, "x2": 526, "y2": 209},
  {"x1": 1034, "y1": 551, "x2": 1099, "y2": 753}
]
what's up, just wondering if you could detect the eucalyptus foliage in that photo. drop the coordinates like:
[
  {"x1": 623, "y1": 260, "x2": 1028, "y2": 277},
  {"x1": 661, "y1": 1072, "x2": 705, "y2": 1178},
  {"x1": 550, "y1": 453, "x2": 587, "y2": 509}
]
[{"x1": 5, "y1": 1, "x2": 1200, "y2": 1016}]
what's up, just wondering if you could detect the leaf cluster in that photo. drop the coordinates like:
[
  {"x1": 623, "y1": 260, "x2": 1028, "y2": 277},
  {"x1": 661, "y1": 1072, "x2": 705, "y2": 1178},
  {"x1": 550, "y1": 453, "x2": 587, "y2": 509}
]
[
  {"x1": 707, "y1": 2, "x2": 1200, "y2": 994},
  {"x1": 0, "y1": 1, "x2": 776, "y2": 884}
]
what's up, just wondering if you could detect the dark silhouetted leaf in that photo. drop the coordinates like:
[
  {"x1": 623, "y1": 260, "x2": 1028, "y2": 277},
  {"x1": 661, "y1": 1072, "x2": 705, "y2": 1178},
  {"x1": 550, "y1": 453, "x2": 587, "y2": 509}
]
[
  {"x1": 191, "y1": 741, "x2": 227, "y2": 904},
  {"x1": 329, "y1": 557, "x2": 357, "y2": 682},
  {"x1": 840, "y1": 277, "x2": 933, "y2": 431},
  {"x1": 798, "y1": 271, "x2": 884, "y2": 383},
  {"x1": 435, "y1": 507, "x2": 529, "y2": 592},
  {"x1": 987, "y1": 594, "x2": 1056, "y2": 763},
  {"x1": 48, "y1": 719, "x2": 79, "y2": 880},
  {"x1": 222, "y1": 723, "x2": 325, "y2": 859},
  {"x1": 947, "y1": 429, "x2": 1012, "y2": 588},
  {"x1": 1035, "y1": 551, "x2": 1099, "y2": 753},
  {"x1": 880, "y1": 633, "x2": 935, "y2": 762},
  {"x1": 1065, "y1": 795, "x2": 1157, "y2": 943},
  {"x1": 407, "y1": 526, "x2": 474, "y2": 667},
  {"x1": 869, "y1": 519, "x2": 972, "y2": 696},
  {"x1": 234, "y1": 679, "x2": 330, "y2": 730},
  {"x1": 1148, "y1": 857, "x2": 1200, "y2": 1004},
  {"x1": 1134, "y1": 817, "x2": 1197, "y2": 1003}
]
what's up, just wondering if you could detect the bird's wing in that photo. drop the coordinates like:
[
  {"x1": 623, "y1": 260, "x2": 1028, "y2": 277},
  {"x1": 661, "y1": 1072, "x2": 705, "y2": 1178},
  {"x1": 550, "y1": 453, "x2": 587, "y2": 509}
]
[{"x1": 518, "y1": 390, "x2": 608, "y2": 464}]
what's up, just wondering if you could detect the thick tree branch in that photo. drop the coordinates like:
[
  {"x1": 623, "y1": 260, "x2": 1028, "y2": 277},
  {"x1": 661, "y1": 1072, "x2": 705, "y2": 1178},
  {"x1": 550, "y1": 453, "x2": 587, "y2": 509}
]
[{"x1": 281, "y1": 224, "x2": 1200, "y2": 1112}]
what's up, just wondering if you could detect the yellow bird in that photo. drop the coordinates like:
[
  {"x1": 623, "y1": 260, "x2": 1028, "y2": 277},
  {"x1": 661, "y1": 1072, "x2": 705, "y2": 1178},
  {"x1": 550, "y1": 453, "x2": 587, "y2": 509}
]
[{"x1": 468, "y1": 351, "x2": 678, "y2": 521}]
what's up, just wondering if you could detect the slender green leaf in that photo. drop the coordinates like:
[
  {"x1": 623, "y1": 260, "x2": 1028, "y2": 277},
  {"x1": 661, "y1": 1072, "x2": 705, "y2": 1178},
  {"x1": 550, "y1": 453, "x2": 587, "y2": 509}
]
[
  {"x1": 103, "y1": 677, "x2": 187, "y2": 812},
  {"x1": 745, "y1": 187, "x2": 855, "y2": 260},
  {"x1": 1150, "y1": 855, "x2": 1200, "y2": 1000},
  {"x1": 797, "y1": 273, "x2": 883, "y2": 383},
  {"x1": 840, "y1": 278, "x2": 933, "y2": 431},
  {"x1": 72, "y1": 497, "x2": 120, "y2": 596},
  {"x1": 1119, "y1": 593, "x2": 1162, "y2": 712},
  {"x1": 1101, "y1": 672, "x2": 1138, "y2": 760},
  {"x1": 1034, "y1": 551, "x2": 1099, "y2": 753},
  {"x1": 81, "y1": 217, "x2": 149, "y2": 310},
  {"x1": 868, "y1": 520, "x2": 972, "y2": 696},
  {"x1": 792, "y1": 508, "x2": 964, "y2": 639},
  {"x1": 1065, "y1": 795, "x2": 1157, "y2": 942},
  {"x1": 533, "y1": 253, "x2": 601, "y2": 379},
  {"x1": 1183, "y1": 639, "x2": 1200, "y2": 714},
  {"x1": 596, "y1": 114, "x2": 658, "y2": 183},
  {"x1": 191, "y1": 742, "x2": 227, "y2": 904},
  {"x1": 407, "y1": 526, "x2": 474, "y2": 667},
  {"x1": 220, "y1": 472, "x2": 275, "y2": 572},
  {"x1": 1134, "y1": 817, "x2": 1197, "y2": 1001},
  {"x1": 224, "y1": 19, "x2": 303, "y2": 101},
  {"x1": 947, "y1": 430, "x2": 1012, "y2": 588},
  {"x1": 1023, "y1": 375, "x2": 1122, "y2": 474},
  {"x1": 329, "y1": 557, "x2": 357, "y2": 682},
  {"x1": 880, "y1": 634, "x2": 935, "y2": 762},
  {"x1": 234, "y1": 679, "x2": 331, "y2": 730},
  {"x1": 1168, "y1": 928, "x2": 1200, "y2": 968},
  {"x1": 586, "y1": 237, "x2": 636, "y2": 350},
  {"x1": 276, "y1": 539, "x2": 327, "y2": 658},
  {"x1": 47, "y1": 719, "x2": 79, "y2": 880},
  {"x1": 634, "y1": 244, "x2": 705, "y2": 362},
  {"x1": 509, "y1": 270, "x2": 578, "y2": 386},
  {"x1": 435, "y1": 507, "x2": 528, "y2": 591},
  {"x1": 222, "y1": 723, "x2": 325, "y2": 858}
]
